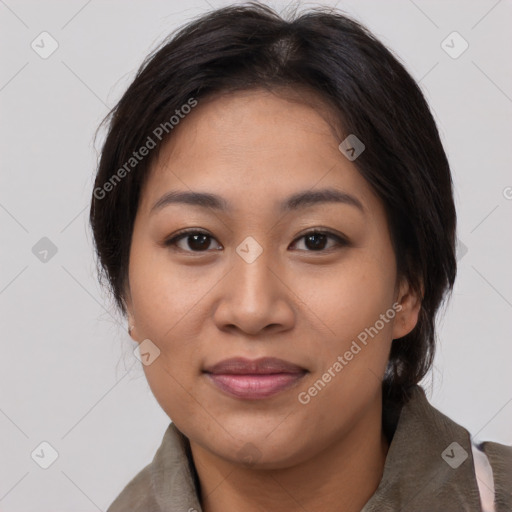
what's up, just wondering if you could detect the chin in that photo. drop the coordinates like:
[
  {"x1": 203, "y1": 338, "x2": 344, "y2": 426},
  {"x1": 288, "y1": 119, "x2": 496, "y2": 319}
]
[{"x1": 194, "y1": 419, "x2": 314, "y2": 469}]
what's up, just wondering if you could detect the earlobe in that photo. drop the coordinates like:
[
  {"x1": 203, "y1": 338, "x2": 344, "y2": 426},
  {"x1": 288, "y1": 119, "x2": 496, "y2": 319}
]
[
  {"x1": 392, "y1": 279, "x2": 423, "y2": 340},
  {"x1": 126, "y1": 319, "x2": 139, "y2": 343},
  {"x1": 123, "y1": 296, "x2": 138, "y2": 342}
]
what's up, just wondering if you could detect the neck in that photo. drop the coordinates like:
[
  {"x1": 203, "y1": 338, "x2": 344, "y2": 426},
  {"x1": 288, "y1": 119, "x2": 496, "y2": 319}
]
[{"x1": 190, "y1": 394, "x2": 389, "y2": 512}]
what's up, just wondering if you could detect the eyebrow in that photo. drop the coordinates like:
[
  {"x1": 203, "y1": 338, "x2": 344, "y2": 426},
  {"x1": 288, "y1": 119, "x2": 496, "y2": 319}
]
[{"x1": 150, "y1": 187, "x2": 365, "y2": 215}]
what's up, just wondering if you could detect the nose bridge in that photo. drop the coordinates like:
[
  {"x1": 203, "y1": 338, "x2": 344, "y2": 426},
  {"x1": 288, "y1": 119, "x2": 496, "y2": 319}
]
[
  {"x1": 231, "y1": 239, "x2": 278, "y2": 308},
  {"x1": 213, "y1": 237, "x2": 294, "y2": 334}
]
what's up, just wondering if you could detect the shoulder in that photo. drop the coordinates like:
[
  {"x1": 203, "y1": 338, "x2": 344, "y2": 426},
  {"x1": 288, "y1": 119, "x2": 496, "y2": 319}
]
[
  {"x1": 105, "y1": 422, "x2": 201, "y2": 512},
  {"x1": 106, "y1": 462, "x2": 160, "y2": 512},
  {"x1": 476, "y1": 440, "x2": 512, "y2": 512},
  {"x1": 374, "y1": 386, "x2": 510, "y2": 511}
]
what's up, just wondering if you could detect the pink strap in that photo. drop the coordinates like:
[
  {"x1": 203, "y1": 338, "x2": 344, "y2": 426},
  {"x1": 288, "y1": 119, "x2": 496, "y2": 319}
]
[{"x1": 471, "y1": 442, "x2": 496, "y2": 512}]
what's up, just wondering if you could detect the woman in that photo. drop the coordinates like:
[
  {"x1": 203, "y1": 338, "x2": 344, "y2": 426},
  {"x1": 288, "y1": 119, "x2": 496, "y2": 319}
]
[{"x1": 90, "y1": 3, "x2": 511, "y2": 511}]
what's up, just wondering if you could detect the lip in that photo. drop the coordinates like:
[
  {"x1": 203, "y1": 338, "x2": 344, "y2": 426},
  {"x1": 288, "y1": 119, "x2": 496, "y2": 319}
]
[{"x1": 203, "y1": 357, "x2": 307, "y2": 400}]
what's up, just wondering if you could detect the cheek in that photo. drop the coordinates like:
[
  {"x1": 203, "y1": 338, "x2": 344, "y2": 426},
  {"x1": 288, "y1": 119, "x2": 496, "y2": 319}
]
[
  {"x1": 128, "y1": 243, "x2": 210, "y2": 407},
  {"x1": 128, "y1": 238, "x2": 212, "y2": 336},
  {"x1": 293, "y1": 263, "x2": 397, "y2": 432},
  {"x1": 141, "y1": 361, "x2": 199, "y2": 423},
  {"x1": 292, "y1": 250, "x2": 398, "y2": 409},
  {"x1": 294, "y1": 250, "x2": 396, "y2": 341}
]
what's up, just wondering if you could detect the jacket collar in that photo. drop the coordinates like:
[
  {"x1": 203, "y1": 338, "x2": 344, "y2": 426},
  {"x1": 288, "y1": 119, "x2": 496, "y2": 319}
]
[
  {"x1": 361, "y1": 385, "x2": 482, "y2": 511},
  {"x1": 149, "y1": 385, "x2": 482, "y2": 511}
]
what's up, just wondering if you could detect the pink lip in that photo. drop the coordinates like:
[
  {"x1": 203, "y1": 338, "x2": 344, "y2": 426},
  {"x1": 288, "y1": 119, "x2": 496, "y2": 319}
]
[{"x1": 203, "y1": 357, "x2": 307, "y2": 400}]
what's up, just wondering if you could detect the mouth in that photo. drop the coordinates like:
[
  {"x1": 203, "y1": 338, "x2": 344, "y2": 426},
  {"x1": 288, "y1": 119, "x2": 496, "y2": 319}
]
[{"x1": 203, "y1": 357, "x2": 308, "y2": 400}]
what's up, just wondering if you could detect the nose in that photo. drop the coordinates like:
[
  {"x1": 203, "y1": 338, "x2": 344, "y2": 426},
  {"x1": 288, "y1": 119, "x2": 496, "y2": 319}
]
[{"x1": 212, "y1": 246, "x2": 296, "y2": 337}]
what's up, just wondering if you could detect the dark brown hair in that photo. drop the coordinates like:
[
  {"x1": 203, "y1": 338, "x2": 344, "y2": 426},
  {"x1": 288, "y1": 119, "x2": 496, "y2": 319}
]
[{"x1": 90, "y1": 2, "x2": 457, "y2": 407}]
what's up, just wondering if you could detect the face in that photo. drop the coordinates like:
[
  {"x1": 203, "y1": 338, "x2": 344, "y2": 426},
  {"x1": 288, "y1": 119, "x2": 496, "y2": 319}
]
[{"x1": 126, "y1": 88, "x2": 420, "y2": 469}]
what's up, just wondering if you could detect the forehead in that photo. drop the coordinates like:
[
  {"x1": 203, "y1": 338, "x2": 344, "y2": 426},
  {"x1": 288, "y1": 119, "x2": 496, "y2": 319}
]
[
  {"x1": 139, "y1": 88, "x2": 379, "y2": 217},
  {"x1": 159, "y1": 87, "x2": 343, "y2": 159}
]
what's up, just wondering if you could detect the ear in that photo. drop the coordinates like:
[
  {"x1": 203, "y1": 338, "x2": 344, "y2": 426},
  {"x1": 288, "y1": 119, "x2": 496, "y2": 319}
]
[
  {"x1": 123, "y1": 292, "x2": 139, "y2": 343},
  {"x1": 392, "y1": 277, "x2": 422, "y2": 340}
]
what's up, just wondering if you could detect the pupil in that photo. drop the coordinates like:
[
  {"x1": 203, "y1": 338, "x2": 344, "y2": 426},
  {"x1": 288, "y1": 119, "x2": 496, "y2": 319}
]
[
  {"x1": 306, "y1": 233, "x2": 326, "y2": 250},
  {"x1": 189, "y1": 234, "x2": 209, "y2": 251}
]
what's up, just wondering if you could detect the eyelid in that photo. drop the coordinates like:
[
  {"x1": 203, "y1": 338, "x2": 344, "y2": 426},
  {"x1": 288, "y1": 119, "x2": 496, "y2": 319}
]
[
  {"x1": 290, "y1": 228, "x2": 349, "y2": 251},
  {"x1": 163, "y1": 228, "x2": 222, "y2": 251}
]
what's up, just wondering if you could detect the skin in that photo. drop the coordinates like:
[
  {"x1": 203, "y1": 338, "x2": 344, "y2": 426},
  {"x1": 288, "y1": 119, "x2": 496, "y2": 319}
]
[{"x1": 125, "y1": 88, "x2": 421, "y2": 512}]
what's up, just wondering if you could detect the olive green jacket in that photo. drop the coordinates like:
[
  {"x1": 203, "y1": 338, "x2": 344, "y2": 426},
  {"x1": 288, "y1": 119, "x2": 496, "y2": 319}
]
[{"x1": 107, "y1": 386, "x2": 512, "y2": 511}]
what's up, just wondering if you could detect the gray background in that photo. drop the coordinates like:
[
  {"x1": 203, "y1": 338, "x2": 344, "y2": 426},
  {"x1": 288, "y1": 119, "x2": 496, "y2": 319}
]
[{"x1": 1, "y1": 0, "x2": 511, "y2": 509}]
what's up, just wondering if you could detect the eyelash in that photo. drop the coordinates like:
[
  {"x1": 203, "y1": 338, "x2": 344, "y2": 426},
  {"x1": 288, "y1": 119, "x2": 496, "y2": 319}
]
[{"x1": 163, "y1": 228, "x2": 349, "y2": 253}]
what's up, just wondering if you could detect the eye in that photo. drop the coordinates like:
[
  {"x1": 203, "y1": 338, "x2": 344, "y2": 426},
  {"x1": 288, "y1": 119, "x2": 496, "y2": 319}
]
[
  {"x1": 164, "y1": 228, "x2": 348, "y2": 253},
  {"x1": 290, "y1": 230, "x2": 348, "y2": 252},
  {"x1": 164, "y1": 229, "x2": 222, "y2": 252}
]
